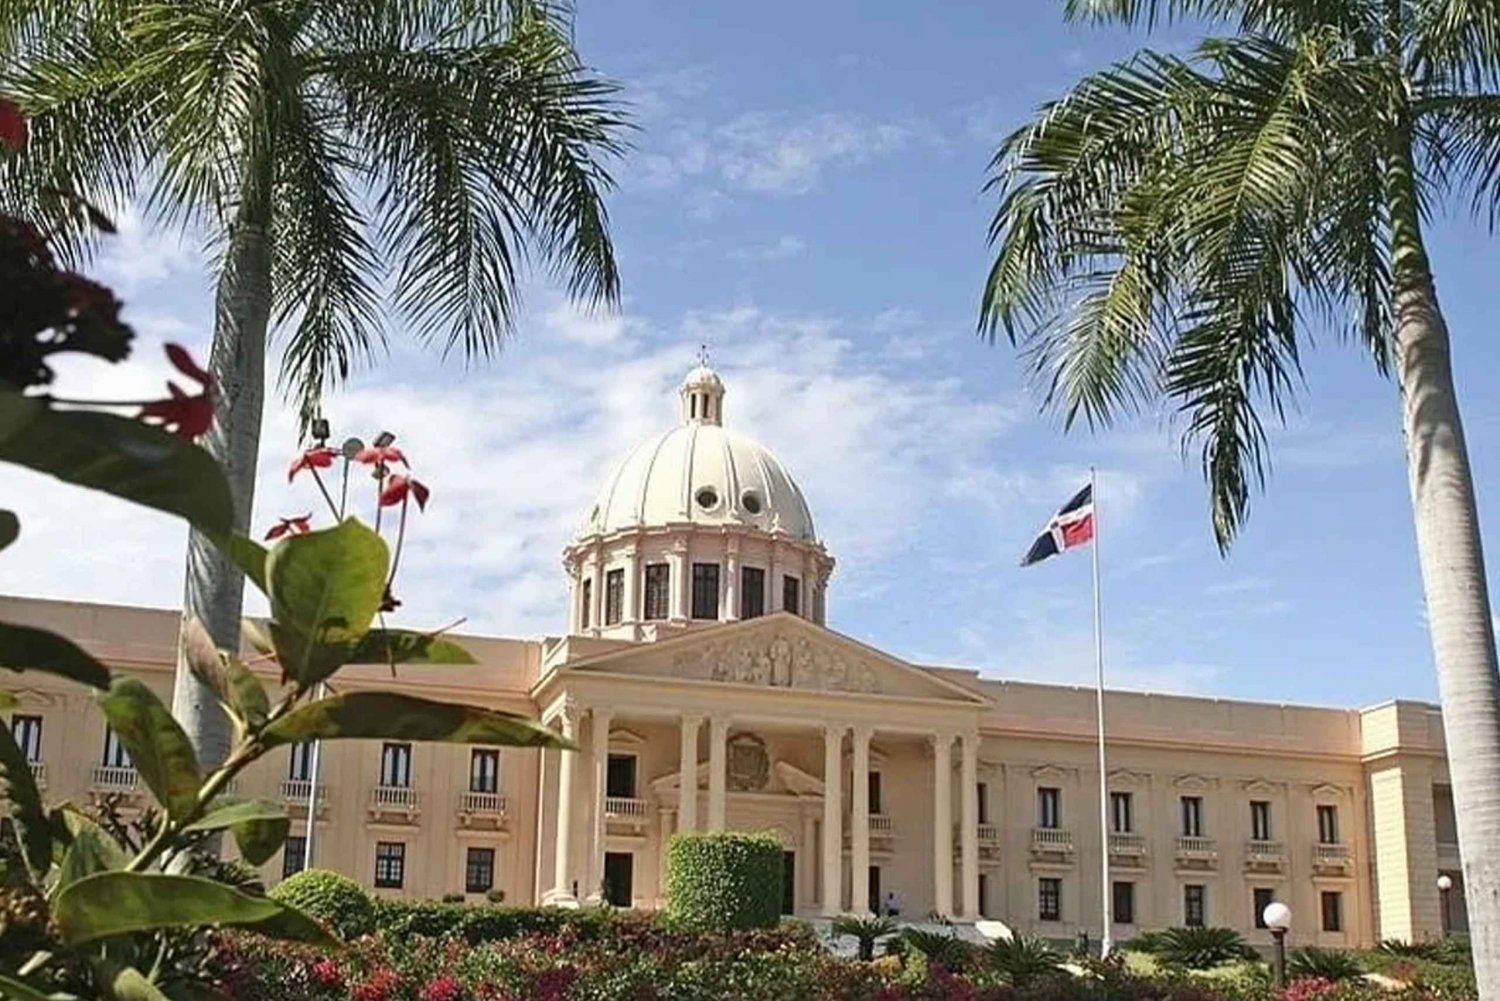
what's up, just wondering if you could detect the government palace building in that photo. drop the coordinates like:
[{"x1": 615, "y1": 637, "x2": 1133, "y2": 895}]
[{"x1": 0, "y1": 364, "x2": 1467, "y2": 948}]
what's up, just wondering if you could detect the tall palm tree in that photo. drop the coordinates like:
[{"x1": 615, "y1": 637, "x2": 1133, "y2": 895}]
[
  {"x1": 981, "y1": 0, "x2": 1500, "y2": 989},
  {"x1": 0, "y1": 1, "x2": 624, "y2": 768}
]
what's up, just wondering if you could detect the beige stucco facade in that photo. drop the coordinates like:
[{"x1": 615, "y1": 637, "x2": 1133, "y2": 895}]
[{"x1": 0, "y1": 366, "x2": 1469, "y2": 948}]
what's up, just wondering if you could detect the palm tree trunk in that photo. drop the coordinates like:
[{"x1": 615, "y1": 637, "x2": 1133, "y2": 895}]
[
  {"x1": 1390, "y1": 138, "x2": 1500, "y2": 992},
  {"x1": 169, "y1": 216, "x2": 271, "y2": 770}
]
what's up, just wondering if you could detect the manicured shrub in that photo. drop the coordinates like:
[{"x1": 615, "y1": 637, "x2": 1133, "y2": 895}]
[
  {"x1": 1156, "y1": 926, "x2": 1255, "y2": 970},
  {"x1": 664, "y1": 831, "x2": 784, "y2": 930},
  {"x1": 267, "y1": 869, "x2": 376, "y2": 939},
  {"x1": 1289, "y1": 947, "x2": 1364, "y2": 981},
  {"x1": 899, "y1": 927, "x2": 972, "y2": 973}
]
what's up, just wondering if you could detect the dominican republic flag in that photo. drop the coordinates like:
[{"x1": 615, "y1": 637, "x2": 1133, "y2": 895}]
[{"x1": 1020, "y1": 484, "x2": 1094, "y2": 566}]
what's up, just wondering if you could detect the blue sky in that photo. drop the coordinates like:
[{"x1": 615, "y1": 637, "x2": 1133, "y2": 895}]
[{"x1": 6, "y1": 1, "x2": 1500, "y2": 708}]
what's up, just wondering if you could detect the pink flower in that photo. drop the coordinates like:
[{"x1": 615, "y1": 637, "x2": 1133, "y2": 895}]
[
  {"x1": 1283, "y1": 976, "x2": 1338, "y2": 1001},
  {"x1": 287, "y1": 447, "x2": 338, "y2": 482},
  {"x1": 419, "y1": 974, "x2": 463, "y2": 1001},
  {"x1": 356, "y1": 444, "x2": 407, "y2": 467},
  {"x1": 379, "y1": 473, "x2": 430, "y2": 511},
  {"x1": 265, "y1": 514, "x2": 312, "y2": 540},
  {"x1": 308, "y1": 958, "x2": 343, "y2": 988},
  {"x1": 138, "y1": 344, "x2": 214, "y2": 439}
]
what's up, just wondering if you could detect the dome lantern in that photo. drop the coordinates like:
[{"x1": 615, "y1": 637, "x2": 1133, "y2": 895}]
[{"x1": 678, "y1": 359, "x2": 725, "y2": 426}]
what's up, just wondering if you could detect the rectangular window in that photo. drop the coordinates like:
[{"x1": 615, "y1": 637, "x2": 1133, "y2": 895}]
[
  {"x1": 606, "y1": 754, "x2": 637, "y2": 799},
  {"x1": 1181, "y1": 796, "x2": 1204, "y2": 837},
  {"x1": 580, "y1": 579, "x2": 592, "y2": 630},
  {"x1": 691, "y1": 563, "x2": 719, "y2": 620},
  {"x1": 643, "y1": 563, "x2": 670, "y2": 620},
  {"x1": 977, "y1": 781, "x2": 990, "y2": 825},
  {"x1": 1111, "y1": 791, "x2": 1134, "y2": 833},
  {"x1": 783, "y1": 575, "x2": 801, "y2": 615},
  {"x1": 1184, "y1": 884, "x2": 1206, "y2": 927},
  {"x1": 102, "y1": 727, "x2": 131, "y2": 768},
  {"x1": 374, "y1": 841, "x2": 406, "y2": 889},
  {"x1": 10, "y1": 714, "x2": 41, "y2": 762},
  {"x1": 1317, "y1": 804, "x2": 1339, "y2": 844},
  {"x1": 1254, "y1": 887, "x2": 1275, "y2": 929},
  {"x1": 379, "y1": 742, "x2": 412, "y2": 787},
  {"x1": 282, "y1": 835, "x2": 306, "y2": 878},
  {"x1": 1321, "y1": 891, "x2": 1343, "y2": 932},
  {"x1": 465, "y1": 847, "x2": 496, "y2": 893},
  {"x1": 1251, "y1": 801, "x2": 1272, "y2": 841},
  {"x1": 470, "y1": 749, "x2": 500, "y2": 794},
  {"x1": 288, "y1": 742, "x2": 314, "y2": 782},
  {"x1": 740, "y1": 566, "x2": 766, "y2": 619},
  {"x1": 604, "y1": 568, "x2": 624, "y2": 625},
  {"x1": 1039, "y1": 877, "x2": 1062, "y2": 921},
  {"x1": 1112, "y1": 881, "x2": 1136, "y2": 925},
  {"x1": 869, "y1": 772, "x2": 884, "y2": 815},
  {"x1": 979, "y1": 873, "x2": 991, "y2": 918},
  {"x1": 1038, "y1": 787, "x2": 1061, "y2": 829}
]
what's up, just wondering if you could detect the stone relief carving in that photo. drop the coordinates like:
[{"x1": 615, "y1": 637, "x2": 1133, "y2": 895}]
[
  {"x1": 671, "y1": 633, "x2": 881, "y2": 693},
  {"x1": 727, "y1": 733, "x2": 771, "y2": 792}
]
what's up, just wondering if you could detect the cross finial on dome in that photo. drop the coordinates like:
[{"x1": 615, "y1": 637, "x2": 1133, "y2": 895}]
[{"x1": 697, "y1": 343, "x2": 711, "y2": 367}]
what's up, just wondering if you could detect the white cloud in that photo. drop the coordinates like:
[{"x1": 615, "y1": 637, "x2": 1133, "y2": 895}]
[
  {"x1": 95, "y1": 207, "x2": 205, "y2": 292},
  {"x1": 726, "y1": 235, "x2": 805, "y2": 262}
]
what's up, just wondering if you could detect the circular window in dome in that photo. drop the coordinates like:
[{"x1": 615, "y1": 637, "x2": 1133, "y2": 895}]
[
  {"x1": 695, "y1": 486, "x2": 720, "y2": 511},
  {"x1": 741, "y1": 490, "x2": 763, "y2": 515}
]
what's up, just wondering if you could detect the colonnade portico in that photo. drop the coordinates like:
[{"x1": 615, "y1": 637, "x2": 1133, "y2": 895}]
[{"x1": 538, "y1": 692, "x2": 984, "y2": 919}]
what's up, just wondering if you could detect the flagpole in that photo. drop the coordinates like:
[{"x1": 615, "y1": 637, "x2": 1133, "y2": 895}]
[{"x1": 1091, "y1": 466, "x2": 1112, "y2": 957}]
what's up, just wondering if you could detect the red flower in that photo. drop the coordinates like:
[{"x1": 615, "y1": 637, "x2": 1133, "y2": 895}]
[
  {"x1": 287, "y1": 447, "x2": 338, "y2": 482},
  {"x1": 264, "y1": 514, "x2": 312, "y2": 540},
  {"x1": 356, "y1": 444, "x2": 407, "y2": 467},
  {"x1": 0, "y1": 99, "x2": 26, "y2": 151},
  {"x1": 138, "y1": 343, "x2": 214, "y2": 439},
  {"x1": 418, "y1": 975, "x2": 463, "y2": 1001},
  {"x1": 379, "y1": 474, "x2": 429, "y2": 510},
  {"x1": 308, "y1": 958, "x2": 343, "y2": 988}
]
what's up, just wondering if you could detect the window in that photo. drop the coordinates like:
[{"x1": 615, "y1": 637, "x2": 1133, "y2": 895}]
[
  {"x1": 1111, "y1": 791, "x2": 1134, "y2": 833},
  {"x1": 101, "y1": 727, "x2": 131, "y2": 768},
  {"x1": 606, "y1": 754, "x2": 637, "y2": 799},
  {"x1": 1038, "y1": 787, "x2": 1061, "y2": 829},
  {"x1": 1251, "y1": 801, "x2": 1272, "y2": 841},
  {"x1": 374, "y1": 842, "x2": 406, "y2": 889},
  {"x1": 470, "y1": 749, "x2": 500, "y2": 794},
  {"x1": 691, "y1": 563, "x2": 719, "y2": 620},
  {"x1": 1317, "y1": 804, "x2": 1340, "y2": 844},
  {"x1": 1184, "y1": 884, "x2": 1206, "y2": 927},
  {"x1": 979, "y1": 873, "x2": 991, "y2": 918},
  {"x1": 1113, "y1": 881, "x2": 1136, "y2": 925},
  {"x1": 289, "y1": 742, "x2": 314, "y2": 782},
  {"x1": 465, "y1": 847, "x2": 496, "y2": 893},
  {"x1": 643, "y1": 563, "x2": 670, "y2": 620},
  {"x1": 1254, "y1": 887, "x2": 1275, "y2": 929},
  {"x1": 379, "y1": 742, "x2": 412, "y2": 787},
  {"x1": 977, "y1": 781, "x2": 990, "y2": 825},
  {"x1": 783, "y1": 575, "x2": 801, "y2": 615},
  {"x1": 1321, "y1": 891, "x2": 1343, "y2": 932},
  {"x1": 1039, "y1": 877, "x2": 1062, "y2": 921},
  {"x1": 282, "y1": 835, "x2": 306, "y2": 878},
  {"x1": 580, "y1": 578, "x2": 592, "y2": 630},
  {"x1": 1180, "y1": 796, "x2": 1204, "y2": 837},
  {"x1": 740, "y1": 566, "x2": 765, "y2": 619},
  {"x1": 10, "y1": 714, "x2": 41, "y2": 762},
  {"x1": 869, "y1": 772, "x2": 884, "y2": 815},
  {"x1": 604, "y1": 568, "x2": 624, "y2": 625}
]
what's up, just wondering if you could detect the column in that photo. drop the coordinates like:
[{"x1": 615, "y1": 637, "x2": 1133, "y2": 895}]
[
  {"x1": 678, "y1": 713, "x2": 702, "y2": 832},
  {"x1": 724, "y1": 538, "x2": 740, "y2": 620},
  {"x1": 547, "y1": 702, "x2": 581, "y2": 904},
  {"x1": 622, "y1": 543, "x2": 640, "y2": 625},
  {"x1": 669, "y1": 541, "x2": 689, "y2": 622},
  {"x1": 770, "y1": 547, "x2": 784, "y2": 615},
  {"x1": 801, "y1": 810, "x2": 819, "y2": 910},
  {"x1": 850, "y1": 726, "x2": 872, "y2": 914},
  {"x1": 822, "y1": 724, "x2": 846, "y2": 915},
  {"x1": 588, "y1": 708, "x2": 614, "y2": 902},
  {"x1": 960, "y1": 733, "x2": 980, "y2": 919},
  {"x1": 932, "y1": 733, "x2": 954, "y2": 918},
  {"x1": 708, "y1": 716, "x2": 730, "y2": 830},
  {"x1": 591, "y1": 556, "x2": 605, "y2": 634}
]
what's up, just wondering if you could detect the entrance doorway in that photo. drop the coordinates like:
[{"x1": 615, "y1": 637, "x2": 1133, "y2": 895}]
[
  {"x1": 603, "y1": 852, "x2": 633, "y2": 907},
  {"x1": 781, "y1": 851, "x2": 796, "y2": 914},
  {"x1": 869, "y1": 865, "x2": 882, "y2": 914}
]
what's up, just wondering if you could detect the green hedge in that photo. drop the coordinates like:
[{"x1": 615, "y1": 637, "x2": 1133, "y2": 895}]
[
  {"x1": 267, "y1": 869, "x2": 376, "y2": 939},
  {"x1": 370, "y1": 898, "x2": 614, "y2": 943},
  {"x1": 665, "y1": 831, "x2": 783, "y2": 931}
]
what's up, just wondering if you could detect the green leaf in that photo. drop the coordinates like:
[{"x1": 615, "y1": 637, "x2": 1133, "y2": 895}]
[
  {"x1": 0, "y1": 510, "x2": 17, "y2": 552},
  {"x1": 0, "y1": 972, "x2": 75, "y2": 1001},
  {"x1": 0, "y1": 390, "x2": 233, "y2": 534},
  {"x1": 212, "y1": 533, "x2": 268, "y2": 595},
  {"x1": 349, "y1": 629, "x2": 475, "y2": 666},
  {"x1": 262, "y1": 691, "x2": 569, "y2": 750},
  {"x1": 56, "y1": 824, "x2": 127, "y2": 892},
  {"x1": 92, "y1": 960, "x2": 169, "y2": 1001},
  {"x1": 95, "y1": 678, "x2": 201, "y2": 821},
  {"x1": 179, "y1": 618, "x2": 269, "y2": 730},
  {"x1": 183, "y1": 798, "x2": 289, "y2": 866},
  {"x1": 264, "y1": 519, "x2": 389, "y2": 685},
  {"x1": 0, "y1": 623, "x2": 112, "y2": 689},
  {"x1": 224, "y1": 658, "x2": 270, "y2": 729},
  {"x1": 53, "y1": 872, "x2": 339, "y2": 948},
  {"x1": 0, "y1": 722, "x2": 50, "y2": 878}
]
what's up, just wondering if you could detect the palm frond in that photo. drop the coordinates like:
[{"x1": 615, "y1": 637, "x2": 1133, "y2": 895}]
[{"x1": 1412, "y1": 0, "x2": 1500, "y2": 92}]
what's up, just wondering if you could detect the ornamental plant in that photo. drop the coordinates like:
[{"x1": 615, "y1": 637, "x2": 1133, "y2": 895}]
[
  {"x1": 664, "y1": 832, "x2": 784, "y2": 931},
  {"x1": 0, "y1": 178, "x2": 568, "y2": 998}
]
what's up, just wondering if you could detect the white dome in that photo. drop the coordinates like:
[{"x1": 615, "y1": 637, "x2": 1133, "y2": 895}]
[{"x1": 580, "y1": 367, "x2": 817, "y2": 542}]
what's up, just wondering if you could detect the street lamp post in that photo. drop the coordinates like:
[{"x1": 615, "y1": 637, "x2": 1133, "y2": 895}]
[
  {"x1": 1438, "y1": 874, "x2": 1454, "y2": 937},
  {"x1": 1263, "y1": 902, "x2": 1291, "y2": 987}
]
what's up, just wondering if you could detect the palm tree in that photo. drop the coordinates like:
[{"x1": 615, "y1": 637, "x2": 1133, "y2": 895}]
[
  {"x1": 980, "y1": 0, "x2": 1500, "y2": 991},
  {"x1": 831, "y1": 913, "x2": 897, "y2": 961},
  {"x1": 0, "y1": 0, "x2": 624, "y2": 766}
]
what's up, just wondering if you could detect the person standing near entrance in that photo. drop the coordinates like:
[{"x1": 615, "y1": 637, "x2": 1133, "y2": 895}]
[{"x1": 883, "y1": 890, "x2": 901, "y2": 918}]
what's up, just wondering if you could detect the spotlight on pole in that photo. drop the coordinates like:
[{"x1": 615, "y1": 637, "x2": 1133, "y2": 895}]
[{"x1": 373, "y1": 430, "x2": 396, "y2": 448}]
